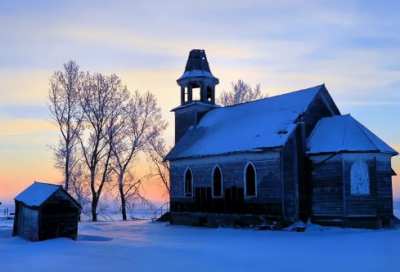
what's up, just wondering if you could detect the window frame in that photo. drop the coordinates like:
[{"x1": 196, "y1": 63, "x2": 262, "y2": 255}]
[
  {"x1": 212, "y1": 165, "x2": 223, "y2": 198},
  {"x1": 244, "y1": 162, "x2": 257, "y2": 198},
  {"x1": 183, "y1": 167, "x2": 194, "y2": 198}
]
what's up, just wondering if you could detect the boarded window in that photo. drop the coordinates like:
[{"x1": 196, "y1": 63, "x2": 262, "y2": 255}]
[
  {"x1": 350, "y1": 159, "x2": 370, "y2": 195},
  {"x1": 184, "y1": 168, "x2": 193, "y2": 197},
  {"x1": 213, "y1": 166, "x2": 222, "y2": 197},
  {"x1": 245, "y1": 163, "x2": 256, "y2": 197}
]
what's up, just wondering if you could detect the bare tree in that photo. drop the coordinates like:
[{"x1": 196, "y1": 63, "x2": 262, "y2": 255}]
[
  {"x1": 69, "y1": 158, "x2": 91, "y2": 213},
  {"x1": 147, "y1": 136, "x2": 171, "y2": 198},
  {"x1": 112, "y1": 91, "x2": 167, "y2": 220},
  {"x1": 48, "y1": 61, "x2": 83, "y2": 191},
  {"x1": 217, "y1": 79, "x2": 266, "y2": 106},
  {"x1": 114, "y1": 172, "x2": 155, "y2": 220},
  {"x1": 78, "y1": 72, "x2": 130, "y2": 222}
]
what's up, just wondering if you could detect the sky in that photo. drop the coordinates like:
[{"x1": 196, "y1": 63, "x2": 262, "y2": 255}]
[{"x1": 0, "y1": 0, "x2": 400, "y2": 203}]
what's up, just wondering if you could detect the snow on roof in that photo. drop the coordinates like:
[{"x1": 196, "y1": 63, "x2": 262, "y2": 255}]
[
  {"x1": 307, "y1": 115, "x2": 399, "y2": 155},
  {"x1": 165, "y1": 84, "x2": 324, "y2": 160},
  {"x1": 178, "y1": 69, "x2": 217, "y2": 80},
  {"x1": 15, "y1": 181, "x2": 61, "y2": 207}
]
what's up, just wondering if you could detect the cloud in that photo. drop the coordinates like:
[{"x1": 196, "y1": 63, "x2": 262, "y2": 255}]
[
  {"x1": 0, "y1": 119, "x2": 57, "y2": 136},
  {"x1": 1, "y1": 0, "x2": 400, "y2": 199}
]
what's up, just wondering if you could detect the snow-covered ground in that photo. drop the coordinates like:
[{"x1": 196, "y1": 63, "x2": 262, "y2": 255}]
[{"x1": 0, "y1": 202, "x2": 400, "y2": 272}]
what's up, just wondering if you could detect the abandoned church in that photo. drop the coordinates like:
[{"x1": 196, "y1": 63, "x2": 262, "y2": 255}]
[{"x1": 164, "y1": 49, "x2": 399, "y2": 229}]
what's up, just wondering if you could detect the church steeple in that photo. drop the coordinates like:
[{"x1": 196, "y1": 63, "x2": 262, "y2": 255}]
[
  {"x1": 172, "y1": 49, "x2": 220, "y2": 144},
  {"x1": 177, "y1": 49, "x2": 219, "y2": 105}
]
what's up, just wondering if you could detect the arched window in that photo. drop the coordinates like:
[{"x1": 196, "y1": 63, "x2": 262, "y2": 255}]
[
  {"x1": 184, "y1": 168, "x2": 193, "y2": 197},
  {"x1": 244, "y1": 162, "x2": 257, "y2": 197},
  {"x1": 212, "y1": 166, "x2": 223, "y2": 197},
  {"x1": 350, "y1": 159, "x2": 370, "y2": 195}
]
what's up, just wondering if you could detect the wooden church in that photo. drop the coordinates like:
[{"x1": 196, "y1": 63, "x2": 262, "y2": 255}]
[{"x1": 165, "y1": 49, "x2": 398, "y2": 229}]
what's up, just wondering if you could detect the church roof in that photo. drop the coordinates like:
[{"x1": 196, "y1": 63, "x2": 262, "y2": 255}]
[
  {"x1": 307, "y1": 115, "x2": 398, "y2": 155},
  {"x1": 165, "y1": 84, "x2": 325, "y2": 161}
]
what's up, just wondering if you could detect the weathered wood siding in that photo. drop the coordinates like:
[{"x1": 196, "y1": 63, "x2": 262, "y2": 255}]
[
  {"x1": 300, "y1": 89, "x2": 339, "y2": 137},
  {"x1": 296, "y1": 124, "x2": 311, "y2": 221},
  {"x1": 309, "y1": 154, "x2": 344, "y2": 217},
  {"x1": 170, "y1": 152, "x2": 282, "y2": 216},
  {"x1": 39, "y1": 190, "x2": 80, "y2": 241},
  {"x1": 174, "y1": 107, "x2": 196, "y2": 144},
  {"x1": 310, "y1": 153, "x2": 394, "y2": 222},
  {"x1": 343, "y1": 153, "x2": 393, "y2": 218},
  {"x1": 18, "y1": 205, "x2": 39, "y2": 241},
  {"x1": 174, "y1": 104, "x2": 217, "y2": 144},
  {"x1": 281, "y1": 129, "x2": 298, "y2": 221}
]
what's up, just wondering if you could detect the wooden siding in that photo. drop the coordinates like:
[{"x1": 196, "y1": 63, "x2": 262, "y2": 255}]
[
  {"x1": 300, "y1": 91, "x2": 337, "y2": 137},
  {"x1": 343, "y1": 153, "x2": 393, "y2": 218},
  {"x1": 281, "y1": 129, "x2": 298, "y2": 221},
  {"x1": 17, "y1": 204, "x2": 39, "y2": 241},
  {"x1": 310, "y1": 156, "x2": 344, "y2": 217},
  {"x1": 174, "y1": 107, "x2": 196, "y2": 143},
  {"x1": 310, "y1": 153, "x2": 394, "y2": 222},
  {"x1": 13, "y1": 189, "x2": 80, "y2": 242},
  {"x1": 296, "y1": 124, "x2": 311, "y2": 221},
  {"x1": 170, "y1": 152, "x2": 283, "y2": 218}
]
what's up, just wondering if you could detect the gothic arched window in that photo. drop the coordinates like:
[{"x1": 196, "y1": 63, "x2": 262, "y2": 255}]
[
  {"x1": 184, "y1": 168, "x2": 193, "y2": 197},
  {"x1": 244, "y1": 162, "x2": 257, "y2": 197},
  {"x1": 212, "y1": 165, "x2": 223, "y2": 197},
  {"x1": 350, "y1": 159, "x2": 370, "y2": 195}
]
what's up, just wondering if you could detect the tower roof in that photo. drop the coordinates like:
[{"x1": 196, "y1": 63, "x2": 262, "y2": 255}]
[{"x1": 177, "y1": 49, "x2": 219, "y2": 82}]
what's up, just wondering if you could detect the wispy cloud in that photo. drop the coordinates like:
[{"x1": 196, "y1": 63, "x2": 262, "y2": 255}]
[{"x1": 1, "y1": 0, "x2": 400, "y2": 198}]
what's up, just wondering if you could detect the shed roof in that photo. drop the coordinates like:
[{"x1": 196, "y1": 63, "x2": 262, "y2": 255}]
[
  {"x1": 14, "y1": 182, "x2": 77, "y2": 208},
  {"x1": 307, "y1": 115, "x2": 398, "y2": 155},
  {"x1": 165, "y1": 84, "x2": 325, "y2": 161}
]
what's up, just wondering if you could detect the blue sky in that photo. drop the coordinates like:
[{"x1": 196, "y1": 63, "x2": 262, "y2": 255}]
[{"x1": 1, "y1": 0, "x2": 400, "y2": 199}]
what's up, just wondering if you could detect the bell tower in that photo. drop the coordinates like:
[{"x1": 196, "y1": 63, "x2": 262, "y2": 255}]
[{"x1": 172, "y1": 49, "x2": 220, "y2": 143}]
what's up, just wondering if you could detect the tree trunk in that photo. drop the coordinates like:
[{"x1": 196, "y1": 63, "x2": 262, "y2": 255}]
[
  {"x1": 91, "y1": 197, "x2": 98, "y2": 222},
  {"x1": 119, "y1": 174, "x2": 127, "y2": 221},
  {"x1": 65, "y1": 157, "x2": 70, "y2": 192},
  {"x1": 90, "y1": 169, "x2": 97, "y2": 222}
]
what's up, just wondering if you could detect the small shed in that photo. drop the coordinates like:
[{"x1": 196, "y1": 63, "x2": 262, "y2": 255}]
[{"x1": 12, "y1": 181, "x2": 81, "y2": 241}]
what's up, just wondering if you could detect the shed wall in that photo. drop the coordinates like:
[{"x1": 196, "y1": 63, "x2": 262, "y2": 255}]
[{"x1": 18, "y1": 205, "x2": 39, "y2": 241}]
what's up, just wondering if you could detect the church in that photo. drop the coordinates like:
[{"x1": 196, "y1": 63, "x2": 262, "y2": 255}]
[{"x1": 164, "y1": 49, "x2": 398, "y2": 229}]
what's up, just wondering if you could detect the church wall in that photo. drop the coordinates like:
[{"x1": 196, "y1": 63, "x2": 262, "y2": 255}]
[
  {"x1": 309, "y1": 154, "x2": 344, "y2": 218},
  {"x1": 281, "y1": 129, "x2": 298, "y2": 222},
  {"x1": 342, "y1": 153, "x2": 393, "y2": 220},
  {"x1": 309, "y1": 152, "x2": 394, "y2": 229},
  {"x1": 170, "y1": 152, "x2": 283, "y2": 216}
]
